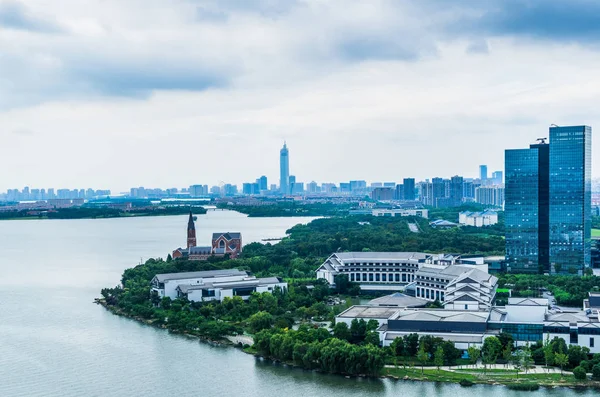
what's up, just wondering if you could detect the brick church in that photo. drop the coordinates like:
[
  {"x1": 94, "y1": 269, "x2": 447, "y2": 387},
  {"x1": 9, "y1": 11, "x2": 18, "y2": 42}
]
[{"x1": 172, "y1": 212, "x2": 243, "y2": 260}]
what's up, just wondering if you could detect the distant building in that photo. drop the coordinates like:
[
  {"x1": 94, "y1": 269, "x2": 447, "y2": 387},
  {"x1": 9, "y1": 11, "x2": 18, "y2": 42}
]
[
  {"x1": 212, "y1": 232, "x2": 242, "y2": 258},
  {"x1": 429, "y1": 219, "x2": 458, "y2": 229},
  {"x1": 475, "y1": 185, "x2": 505, "y2": 207},
  {"x1": 403, "y1": 178, "x2": 416, "y2": 201},
  {"x1": 459, "y1": 210, "x2": 499, "y2": 227},
  {"x1": 371, "y1": 187, "x2": 394, "y2": 201},
  {"x1": 280, "y1": 143, "x2": 290, "y2": 195},
  {"x1": 480, "y1": 165, "x2": 488, "y2": 184},
  {"x1": 492, "y1": 171, "x2": 503, "y2": 185},
  {"x1": 372, "y1": 209, "x2": 428, "y2": 218}
]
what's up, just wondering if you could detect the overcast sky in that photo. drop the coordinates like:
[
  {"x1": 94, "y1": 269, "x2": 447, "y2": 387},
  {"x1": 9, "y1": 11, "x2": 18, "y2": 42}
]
[{"x1": 2, "y1": 0, "x2": 600, "y2": 192}]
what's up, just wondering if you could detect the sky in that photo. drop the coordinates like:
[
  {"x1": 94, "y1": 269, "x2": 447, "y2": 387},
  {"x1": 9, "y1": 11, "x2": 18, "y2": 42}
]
[{"x1": 2, "y1": 0, "x2": 600, "y2": 193}]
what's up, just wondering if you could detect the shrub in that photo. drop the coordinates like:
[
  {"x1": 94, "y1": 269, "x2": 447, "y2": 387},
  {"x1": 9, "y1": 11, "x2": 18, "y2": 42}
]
[
  {"x1": 592, "y1": 364, "x2": 600, "y2": 381},
  {"x1": 573, "y1": 366, "x2": 587, "y2": 380},
  {"x1": 459, "y1": 379, "x2": 474, "y2": 387},
  {"x1": 506, "y1": 383, "x2": 539, "y2": 391}
]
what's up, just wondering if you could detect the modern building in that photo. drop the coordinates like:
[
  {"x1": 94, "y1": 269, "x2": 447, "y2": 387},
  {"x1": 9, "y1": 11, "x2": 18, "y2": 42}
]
[
  {"x1": 337, "y1": 297, "x2": 600, "y2": 353},
  {"x1": 151, "y1": 269, "x2": 286, "y2": 302},
  {"x1": 413, "y1": 264, "x2": 498, "y2": 310},
  {"x1": 371, "y1": 187, "x2": 394, "y2": 201},
  {"x1": 475, "y1": 185, "x2": 505, "y2": 207},
  {"x1": 371, "y1": 209, "x2": 428, "y2": 219},
  {"x1": 505, "y1": 125, "x2": 591, "y2": 275},
  {"x1": 280, "y1": 142, "x2": 289, "y2": 195},
  {"x1": 492, "y1": 171, "x2": 503, "y2": 185},
  {"x1": 549, "y1": 125, "x2": 592, "y2": 274},
  {"x1": 403, "y1": 178, "x2": 416, "y2": 201},
  {"x1": 316, "y1": 252, "x2": 488, "y2": 293},
  {"x1": 459, "y1": 210, "x2": 499, "y2": 227},
  {"x1": 480, "y1": 165, "x2": 488, "y2": 184}
]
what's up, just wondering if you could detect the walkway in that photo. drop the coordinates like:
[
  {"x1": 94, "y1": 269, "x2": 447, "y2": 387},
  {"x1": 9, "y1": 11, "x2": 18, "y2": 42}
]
[
  {"x1": 408, "y1": 223, "x2": 420, "y2": 233},
  {"x1": 386, "y1": 363, "x2": 562, "y2": 375}
]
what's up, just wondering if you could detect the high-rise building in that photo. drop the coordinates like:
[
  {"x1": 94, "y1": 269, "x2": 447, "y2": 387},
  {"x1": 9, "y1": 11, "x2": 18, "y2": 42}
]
[
  {"x1": 505, "y1": 125, "x2": 591, "y2": 275},
  {"x1": 257, "y1": 176, "x2": 268, "y2": 192},
  {"x1": 280, "y1": 142, "x2": 289, "y2": 195},
  {"x1": 449, "y1": 176, "x2": 464, "y2": 207},
  {"x1": 549, "y1": 125, "x2": 592, "y2": 274},
  {"x1": 394, "y1": 184, "x2": 404, "y2": 200},
  {"x1": 475, "y1": 186, "x2": 505, "y2": 207},
  {"x1": 403, "y1": 178, "x2": 416, "y2": 201},
  {"x1": 480, "y1": 165, "x2": 488, "y2": 184},
  {"x1": 492, "y1": 171, "x2": 503, "y2": 185}
]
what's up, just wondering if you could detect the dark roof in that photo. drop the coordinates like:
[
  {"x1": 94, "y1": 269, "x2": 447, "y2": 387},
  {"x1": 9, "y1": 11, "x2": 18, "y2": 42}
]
[
  {"x1": 212, "y1": 232, "x2": 241, "y2": 240},
  {"x1": 189, "y1": 246, "x2": 212, "y2": 254},
  {"x1": 188, "y1": 211, "x2": 195, "y2": 231},
  {"x1": 154, "y1": 269, "x2": 247, "y2": 283}
]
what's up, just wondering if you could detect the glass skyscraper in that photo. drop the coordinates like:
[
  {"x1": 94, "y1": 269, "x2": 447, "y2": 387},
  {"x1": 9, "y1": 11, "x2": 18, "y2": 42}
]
[
  {"x1": 505, "y1": 125, "x2": 591, "y2": 275},
  {"x1": 279, "y1": 142, "x2": 289, "y2": 195},
  {"x1": 549, "y1": 126, "x2": 592, "y2": 274}
]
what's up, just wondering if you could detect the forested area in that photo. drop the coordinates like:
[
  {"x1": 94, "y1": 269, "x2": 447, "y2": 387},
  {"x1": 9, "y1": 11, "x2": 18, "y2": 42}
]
[
  {"x1": 217, "y1": 201, "x2": 351, "y2": 217},
  {"x1": 0, "y1": 205, "x2": 207, "y2": 220}
]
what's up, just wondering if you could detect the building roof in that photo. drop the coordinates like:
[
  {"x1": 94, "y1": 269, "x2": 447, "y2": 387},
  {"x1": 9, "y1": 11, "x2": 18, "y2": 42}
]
[
  {"x1": 389, "y1": 308, "x2": 490, "y2": 323},
  {"x1": 368, "y1": 293, "x2": 428, "y2": 308},
  {"x1": 337, "y1": 305, "x2": 400, "y2": 319},
  {"x1": 189, "y1": 246, "x2": 212, "y2": 254},
  {"x1": 546, "y1": 311, "x2": 592, "y2": 323},
  {"x1": 154, "y1": 269, "x2": 247, "y2": 283},
  {"x1": 508, "y1": 298, "x2": 549, "y2": 306},
  {"x1": 212, "y1": 232, "x2": 241, "y2": 240},
  {"x1": 333, "y1": 252, "x2": 430, "y2": 261},
  {"x1": 383, "y1": 331, "x2": 484, "y2": 343},
  {"x1": 429, "y1": 220, "x2": 458, "y2": 227},
  {"x1": 177, "y1": 276, "x2": 284, "y2": 293}
]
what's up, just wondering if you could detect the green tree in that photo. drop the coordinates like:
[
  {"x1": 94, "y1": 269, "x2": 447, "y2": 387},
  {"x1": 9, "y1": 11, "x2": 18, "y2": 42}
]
[
  {"x1": 434, "y1": 346, "x2": 445, "y2": 371},
  {"x1": 467, "y1": 346, "x2": 480, "y2": 368},
  {"x1": 417, "y1": 345, "x2": 429, "y2": 374},
  {"x1": 482, "y1": 336, "x2": 502, "y2": 373},
  {"x1": 364, "y1": 331, "x2": 380, "y2": 346},
  {"x1": 333, "y1": 322, "x2": 352, "y2": 342},
  {"x1": 573, "y1": 365, "x2": 587, "y2": 380},
  {"x1": 390, "y1": 337, "x2": 405, "y2": 357},
  {"x1": 592, "y1": 364, "x2": 600, "y2": 381},
  {"x1": 502, "y1": 344, "x2": 512, "y2": 367},
  {"x1": 248, "y1": 311, "x2": 274, "y2": 333},
  {"x1": 543, "y1": 335, "x2": 555, "y2": 371},
  {"x1": 522, "y1": 346, "x2": 534, "y2": 374},
  {"x1": 555, "y1": 353, "x2": 568, "y2": 376},
  {"x1": 404, "y1": 333, "x2": 419, "y2": 356}
]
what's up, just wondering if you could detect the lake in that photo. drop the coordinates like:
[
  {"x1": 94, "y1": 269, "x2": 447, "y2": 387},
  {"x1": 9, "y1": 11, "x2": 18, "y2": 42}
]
[{"x1": 0, "y1": 211, "x2": 595, "y2": 396}]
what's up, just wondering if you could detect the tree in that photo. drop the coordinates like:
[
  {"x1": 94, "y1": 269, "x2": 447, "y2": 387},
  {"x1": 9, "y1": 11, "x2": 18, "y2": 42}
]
[
  {"x1": 434, "y1": 346, "x2": 445, "y2": 371},
  {"x1": 568, "y1": 345, "x2": 590, "y2": 369},
  {"x1": 521, "y1": 346, "x2": 534, "y2": 374},
  {"x1": 467, "y1": 346, "x2": 480, "y2": 368},
  {"x1": 481, "y1": 336, "x2": 502, "y2": 373},
  {"x1": 248, "y1": 311, "x2": 273, "y2": 333},
  {"x1": 166, "y1": 253, "x2": 173, "y2": 262},
  {"x1": 404, "y1": 333, "x2": 419, "y2": 356},
  {"x1": 543, "y1": 335, "x2": 555, "y2": 371},
  {"x1": 592, "y1": 364, "x2": 600, "y2": 381},
  {"x1": 511, "y1": 350, "x2": 524, "y2": 379},
  {"x1": 502, "y1": 344, "x2": 512, "y2": 367},
  {"x1": 390, "y1": 337, "x2": 405, "y2": 357},
  {"x1": 555, "y1": 353, "x2": 568, "y2": 376},
  {"x1": 417, "y1": 345, "x2": 429, "y2": 374},
  {"x1": 497, "y1": 332, "x2": 514, "y2": 352},
  {"x1": 333, "y1": 322, "x2": 352, "y2": 342},
  {"x1": 573, "y1": 365, "x2": 587, "y2": 381},
  {"x1": 364, "y1": 331, "x2": 380, "y2": 346}
]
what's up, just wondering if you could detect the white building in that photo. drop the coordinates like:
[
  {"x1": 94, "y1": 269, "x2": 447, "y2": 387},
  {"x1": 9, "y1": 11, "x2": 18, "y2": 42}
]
[
  {"x1": 316, "y1": 252, "x2": 486, "y2": 291},
  {"x1": 475, "y1": 185, "x2": 505, "y2": 207},
  {"x1": 150, "y1": 269, "x2": 286, "y2": 301},
  {"x1": 176, "y1": 276, "x2": 287, "y2": 302},
  {"x1": 459, "y1": 210, "x2": 499, "y2": 227},
  {"x1": 371, "y1": 209, "x2": 429, "y2": 219},
  {"x1": 413, "y1": 265, "x2": 498, "y2": 310}
]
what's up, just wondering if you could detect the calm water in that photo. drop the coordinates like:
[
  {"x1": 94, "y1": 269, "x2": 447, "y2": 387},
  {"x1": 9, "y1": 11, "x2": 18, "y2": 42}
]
[{"x1": 0, "y1": 211, "x2": 594, "y2": 396}]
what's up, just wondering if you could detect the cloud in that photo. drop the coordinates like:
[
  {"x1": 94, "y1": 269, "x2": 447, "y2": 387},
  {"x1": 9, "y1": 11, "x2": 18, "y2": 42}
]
[{"x1": 0, "y1": 1, "x2": 63, "y2": 33}]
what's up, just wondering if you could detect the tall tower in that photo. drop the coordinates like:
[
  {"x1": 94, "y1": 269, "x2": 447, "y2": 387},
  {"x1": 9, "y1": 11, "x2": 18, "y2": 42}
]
[
  {"x1": 479, "y1": 165, "x2": 488, "y2": 184},
  {"x1": 280, "y1": 142, "x2": 289, "y2": 195},
  {"x1": 187, "y1": 211, "x2": 196, "y2": 249}
]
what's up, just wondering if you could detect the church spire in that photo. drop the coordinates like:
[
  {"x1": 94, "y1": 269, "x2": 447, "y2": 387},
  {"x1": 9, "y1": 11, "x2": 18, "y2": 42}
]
[{"x1": 187, "y1": 211, "x2": 196, "y2": 249}]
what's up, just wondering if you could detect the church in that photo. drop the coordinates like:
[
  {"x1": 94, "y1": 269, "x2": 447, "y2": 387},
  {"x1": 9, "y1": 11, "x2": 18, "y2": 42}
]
[{"x1": 172, "y1": 212, "x2": 243, "y2": 260}]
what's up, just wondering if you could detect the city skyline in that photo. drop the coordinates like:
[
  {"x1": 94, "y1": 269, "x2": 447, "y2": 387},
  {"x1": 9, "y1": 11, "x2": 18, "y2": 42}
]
[{"x1": 4, "y1": 2, "x2": 600, "y2": 191}]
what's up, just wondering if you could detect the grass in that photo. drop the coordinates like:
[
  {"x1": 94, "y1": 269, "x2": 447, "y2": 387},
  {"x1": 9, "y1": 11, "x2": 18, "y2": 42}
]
[
  {"x1": 592, "y1": 229, "x2": 600, "y2": 237},
  {"x1": 455, "y1": 368, "x2": 518, "y2": 374},
  {"x1": 384, "y1": 367, "x2": 581, "y2": 387}
]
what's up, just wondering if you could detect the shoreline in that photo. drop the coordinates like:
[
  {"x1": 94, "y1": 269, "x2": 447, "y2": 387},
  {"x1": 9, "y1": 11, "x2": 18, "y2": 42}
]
[{"x1": 96, "y1": 299, "x2": 600, "y2": 390}]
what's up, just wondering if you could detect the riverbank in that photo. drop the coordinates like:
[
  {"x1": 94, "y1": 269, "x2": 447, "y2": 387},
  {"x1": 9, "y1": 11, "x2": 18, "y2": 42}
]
[
  {"x1": 97, "y1": 298, "x2": 600, "y2": 390},
  {"x1": 0, "y1": 206, "x2": 208, "y2": 221}
]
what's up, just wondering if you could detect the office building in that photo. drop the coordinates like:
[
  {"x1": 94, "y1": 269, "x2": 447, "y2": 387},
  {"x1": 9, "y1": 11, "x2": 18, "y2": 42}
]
[
  {"x1": 492, "y1": 171, "x2": 503, "y2": 185},
  {"x1": 549, "y1": 125, "x2": 592, "y2": 274},
  {"x1": 280, "y1": 142, "x2": 289, "y2": 195},
  {"x1": 505, "y1": 125, "x2": 591, "y2": 275},
  {"x1": 403, "y1": 178, "x2": 416, "y2": 201},
  {"x1": 475, "y1": 185, "x2": 505, "y2": 207},
  {"x1": 480, "y1": 165, "x2": 488, "y2": 184},
  {"x1": 257, "y1": 176, "x2": 268, "y2": 191},
  {"x1": 394, "y1": 184, "x2": 404, "y2": 200},
  {"x1": 371, "y1": 187, "x2": 394, "y2": 201}
]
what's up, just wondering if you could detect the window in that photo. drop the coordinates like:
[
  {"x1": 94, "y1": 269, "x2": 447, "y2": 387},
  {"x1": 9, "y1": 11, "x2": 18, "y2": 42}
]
[
  {"x1": 375, "y1": 274, "x2": 380, "y2": 281},
  {"x1": 382, "y1": 274, "x2": 386, "y2": 282},
  {"x1": 590, "y1": 337, "x2": 594, "y2": 348},
  {"x1": 464, "y1": 304, "x2": 468, "y2": 310},
  {"x1": 369, "y1": 273, "x2": 374, "y2": 281},
  {"x1": 219, "y1": 240, "x2": 225, "y2": 248}
]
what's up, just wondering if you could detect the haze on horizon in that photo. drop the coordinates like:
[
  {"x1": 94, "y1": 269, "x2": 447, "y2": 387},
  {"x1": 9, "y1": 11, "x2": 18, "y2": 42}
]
[{"x1": 2, "y1": 0, "x2": 600, "y2": 192}]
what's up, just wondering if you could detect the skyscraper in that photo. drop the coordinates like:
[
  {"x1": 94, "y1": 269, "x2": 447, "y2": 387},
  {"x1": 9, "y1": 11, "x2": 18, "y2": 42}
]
[
  {"x1": 505, "y1": 125, "x2": 591, "y2": 275},
  {"x1": 491, "y1": 171, "x2": 503, "y2": 185},
  {"x1": 280, "y1": 142, "x2": 289, "y2": 195},
  {"x1": 480, "y1": 165, "x2": 488, "y2": 184},
  {"x1": 549, "y1": 125, "x2": 592, "y2": 274},
  {"x1": 403, "y1": 178, "x2": 416, "y2": 200}
]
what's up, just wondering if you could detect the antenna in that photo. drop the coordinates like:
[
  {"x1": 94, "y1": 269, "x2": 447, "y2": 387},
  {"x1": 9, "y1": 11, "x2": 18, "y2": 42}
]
[{"x1": 536, "y1": 137, "x2": 548, "y2": 144}]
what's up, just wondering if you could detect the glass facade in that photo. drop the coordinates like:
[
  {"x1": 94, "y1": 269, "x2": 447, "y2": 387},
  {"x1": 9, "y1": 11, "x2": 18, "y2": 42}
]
[
  {"x1": 502, "y1": 323, "x2": 543, "y2": 342},
  {"x1": 505, "y1": 148, "x2": 541, "y2": 273},
  {"x1": 549, "y1": 126, "x2": 592, "y2": 274}
]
